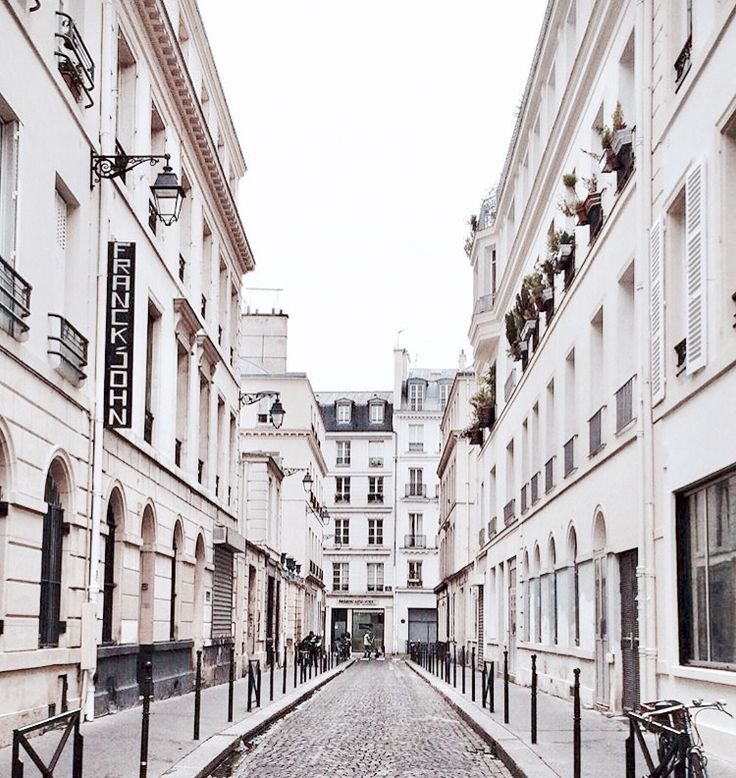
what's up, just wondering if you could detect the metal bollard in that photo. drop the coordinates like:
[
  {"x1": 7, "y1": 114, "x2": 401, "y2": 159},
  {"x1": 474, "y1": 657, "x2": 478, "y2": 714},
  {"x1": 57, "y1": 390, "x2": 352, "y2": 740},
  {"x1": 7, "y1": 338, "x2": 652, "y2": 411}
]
[
  {"x1": 293, "y1": 649, "x2": 298, "y2": 687},
  {"x1": 489, "y1": 660, "x2": 495, "y2": 713},
  {"x1": 625, "y1": 717, "x2": 635, "y2": 778},
  {"x1": 256, "y1": 662, "x2": 262, "y2": 707},
  {"x1": 453, "y1": 644, "x2": 457, "y2": 688},
  {"x1": 471, "y1": 647, "x2": 476, "y2": 701},
  {"x1": 531, "y1": 654, "x2": 537, "y2": 744},
  {"x1": 503, "y1": 650, "x2": 509, "y2": 724},
  {"x1": 283, "y1": 648, "x2": 288, "y2": 695},
  {"x1": 193, "y1": 650, "x2": 202, "y2": 740},
  {"x1": 139, "y1": 661, "x2": 153, "y2": 778},
  {"x1": 308, "y1": 653, "x2": 313, "y2": 680},
  {"x1": 228, "y1": 643, "x2": 235, "y2": 723},
  {"x1": 247, "y1": 662, "x2": 253, "y2": 712},
  {"x1": 573, "y1": 668, "x2": 581, "y2": 778},
  {"x1": 269, "y1": 655, "x2": 275, "y2": 702},
  {"x1": 482, "y1": 663, "x2": 487, "y2": 709},
  {"x1": 461, "y1": 647, "x2": 466, "y2": 694},
  {"x1": 446, "y1": 653, "x2": 451, "y2": 684}
]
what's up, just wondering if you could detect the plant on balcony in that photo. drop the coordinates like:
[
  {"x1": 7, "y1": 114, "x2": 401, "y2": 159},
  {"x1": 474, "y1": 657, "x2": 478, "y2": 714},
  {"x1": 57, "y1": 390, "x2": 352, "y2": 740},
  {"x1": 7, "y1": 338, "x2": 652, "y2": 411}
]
[
  {"x1": 470, "y1": 385, "x2": 495, "y2": 428},
  {"x1": 523, "y1": 271, "x2": 545, "y2": 312},
  {"x1": 562, "y1": 172, "x2": 578, "y2": 190},
  {"x1": 596, "y1": 102, "x2": 633, "y2": 173},
  {"x1": 515, "y1": 285, "x2": 537, "y2": 322},
  {"x1": 505, "y1": 310, "x2": 523, "y2": 361},
  {"x1": 464, "y1": 213, "x2": 479, "y2": 257},
  {"x1": 463, "y1": 423, "x2": 484, "y2": 446}
]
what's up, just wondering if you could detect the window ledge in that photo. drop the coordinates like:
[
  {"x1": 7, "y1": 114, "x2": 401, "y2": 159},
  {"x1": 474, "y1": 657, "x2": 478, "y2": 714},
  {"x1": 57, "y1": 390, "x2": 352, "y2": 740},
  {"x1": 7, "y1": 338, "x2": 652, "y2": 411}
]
[{"x1": 667, "y1": 663, "x2": 736, "y2": 686}]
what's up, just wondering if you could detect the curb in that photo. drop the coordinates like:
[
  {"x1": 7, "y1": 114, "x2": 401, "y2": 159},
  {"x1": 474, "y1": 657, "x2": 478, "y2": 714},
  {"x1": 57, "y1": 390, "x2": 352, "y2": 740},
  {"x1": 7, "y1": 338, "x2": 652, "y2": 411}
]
[
  {"x1": 164, "y1": 659, "x2": 355, "y2": 778},
  {"x1": 406, "y1": 660, "x2": 559, "y2": 778}
]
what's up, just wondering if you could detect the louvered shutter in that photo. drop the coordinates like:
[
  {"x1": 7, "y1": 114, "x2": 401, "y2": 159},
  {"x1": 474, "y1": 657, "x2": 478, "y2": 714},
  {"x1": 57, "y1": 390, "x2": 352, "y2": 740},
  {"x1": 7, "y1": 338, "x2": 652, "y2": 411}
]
[
  {"x1": 0, "y1": 120, "x2": 20, "y2": 264},
  {"x1": 649, "y1": 218, "x2": 665, "y2": 405},
  {"x1": 685, "y1": 161, "x2": 706, "y2": 373},
  {"x1": 211, "y1": 545, "x2": 234, "y2": 638},
  {"x1": 55, "y1": 191, "x2": 68, "y2": 251}
]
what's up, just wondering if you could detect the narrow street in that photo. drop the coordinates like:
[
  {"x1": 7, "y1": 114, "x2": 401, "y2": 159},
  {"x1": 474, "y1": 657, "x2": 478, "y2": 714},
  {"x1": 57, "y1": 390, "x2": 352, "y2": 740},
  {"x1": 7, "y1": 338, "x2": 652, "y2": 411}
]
[{"x1": 213, "y1": 660, "x2": 511, "y2": 778}]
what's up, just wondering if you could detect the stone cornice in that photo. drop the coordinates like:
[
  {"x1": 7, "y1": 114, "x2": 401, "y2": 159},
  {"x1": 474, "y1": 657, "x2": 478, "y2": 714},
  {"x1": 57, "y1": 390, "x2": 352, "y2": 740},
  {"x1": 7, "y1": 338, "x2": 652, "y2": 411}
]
[{"x1": 132, "y1": 0, "x2": 254, "y2": 274}]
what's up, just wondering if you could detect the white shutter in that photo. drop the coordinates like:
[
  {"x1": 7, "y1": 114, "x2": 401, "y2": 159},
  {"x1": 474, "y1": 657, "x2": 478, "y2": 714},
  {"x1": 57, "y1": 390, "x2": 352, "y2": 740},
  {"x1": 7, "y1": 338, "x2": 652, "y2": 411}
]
[
  {"x1": 649, "y1": 218, "x2": 665, "y2": 405},
  {"x1": 0, "y1": 120, "x2": 20, "y2": 265},
  {"x1": 685, "y1": 161, "x2": 706, "y2": 373},
  {"x1": 55, "y1": 191, "x2": 68, "y2": 251}
]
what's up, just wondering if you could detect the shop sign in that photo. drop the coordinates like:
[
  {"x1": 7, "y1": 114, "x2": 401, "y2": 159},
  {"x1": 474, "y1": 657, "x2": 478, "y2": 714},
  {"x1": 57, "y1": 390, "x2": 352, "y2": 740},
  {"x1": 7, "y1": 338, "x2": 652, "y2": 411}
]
[
  {"x1": 104, "y1": 241, "x2": 136, "y2": 428},
  {"x1": 337, "y1": 598, "x2": 376, "y2": 606}
]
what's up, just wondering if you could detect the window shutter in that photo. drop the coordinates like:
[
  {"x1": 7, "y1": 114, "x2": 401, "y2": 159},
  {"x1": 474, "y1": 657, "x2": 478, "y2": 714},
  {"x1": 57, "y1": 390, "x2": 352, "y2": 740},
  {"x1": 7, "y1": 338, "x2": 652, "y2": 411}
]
[
  {"x1": 685, "y1": 161, "x2": 706, "y2": 373},
  {"x1": 649, "y1": 218, "x2": 665, "y2": 405},
  {"x1": 55, "y1": 191, "x2": 68, "y2": 251}
]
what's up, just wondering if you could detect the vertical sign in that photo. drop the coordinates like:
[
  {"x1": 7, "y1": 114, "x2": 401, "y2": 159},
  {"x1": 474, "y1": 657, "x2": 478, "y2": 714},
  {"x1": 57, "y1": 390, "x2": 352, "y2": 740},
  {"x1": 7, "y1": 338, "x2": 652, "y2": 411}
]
[{"x1": 104, "y1": 242, "x2": 136, "y2": 428}]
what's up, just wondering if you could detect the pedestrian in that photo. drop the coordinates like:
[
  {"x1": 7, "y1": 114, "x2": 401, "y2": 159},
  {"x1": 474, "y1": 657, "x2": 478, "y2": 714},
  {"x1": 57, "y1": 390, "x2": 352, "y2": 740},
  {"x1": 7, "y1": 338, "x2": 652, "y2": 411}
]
[{"x1": 363, "y1": 630, "x2": 373, "y2": 659}]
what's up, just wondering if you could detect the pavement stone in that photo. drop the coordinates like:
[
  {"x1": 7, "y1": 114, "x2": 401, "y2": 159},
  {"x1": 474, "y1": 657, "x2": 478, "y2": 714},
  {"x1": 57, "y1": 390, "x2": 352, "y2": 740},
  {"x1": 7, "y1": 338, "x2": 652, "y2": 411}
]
[{"x1": 213, "y1": 659, "x2": 512, "y2": 778}]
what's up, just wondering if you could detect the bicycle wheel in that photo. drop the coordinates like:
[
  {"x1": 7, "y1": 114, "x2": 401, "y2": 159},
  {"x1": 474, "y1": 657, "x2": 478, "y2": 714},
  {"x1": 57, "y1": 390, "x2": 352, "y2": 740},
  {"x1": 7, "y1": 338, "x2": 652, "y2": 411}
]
[{"x1": 687, "y1": 747, "x2": 707, "y2": 778}]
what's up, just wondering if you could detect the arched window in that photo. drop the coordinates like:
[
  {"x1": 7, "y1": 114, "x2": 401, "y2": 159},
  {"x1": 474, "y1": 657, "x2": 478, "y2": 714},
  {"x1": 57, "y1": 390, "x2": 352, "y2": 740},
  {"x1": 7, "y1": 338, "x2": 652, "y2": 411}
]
[
  {"x1": 533, "y1": 545, "x2": 542, "y2": 643},
  {"x1": 40, "y1": 467, "x2": 66, "y2": 647},
  {"x1": 170, "y1": 522, "x2": 183, "y2": 640},
  {"x1": 193, "y1": 534, "x2": 206, "y2": 642},
  {"x1": 569, "y1": 527, "x2": 580, "y2": 647},
  {"x1": 102, "y1": 503, "x2": 116, "y2": 644},
  {"x1": 549, "y1": 537, "x2": 558, "y2": 645},
  {"x1": 139, "y1": 507, "x2": 156, "y2": 644}
]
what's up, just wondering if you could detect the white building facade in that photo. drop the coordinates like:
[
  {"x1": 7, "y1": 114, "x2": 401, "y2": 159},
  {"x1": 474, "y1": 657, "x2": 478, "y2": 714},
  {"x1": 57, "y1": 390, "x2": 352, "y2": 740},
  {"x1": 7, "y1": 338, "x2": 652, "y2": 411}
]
[{"x1": 443, "y1": 0, "x2": 736, "y2": 762}]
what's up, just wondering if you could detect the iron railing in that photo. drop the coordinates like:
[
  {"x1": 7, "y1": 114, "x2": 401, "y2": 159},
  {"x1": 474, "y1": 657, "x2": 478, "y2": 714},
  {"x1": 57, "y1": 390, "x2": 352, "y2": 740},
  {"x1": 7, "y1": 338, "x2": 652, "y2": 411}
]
[
  {"x1": 615, "y1": 376, "x2": 635, "y2": 431},
  {"x1": 369, "y1": 457, "x2": 383, "y2": 467},
  {"x1": 404, "y1": 534, "x2": 426, "y2": 548},
  {"x1": 530, "y1": 472, "x2": 540, "y2": 504},
  {"x1": 478, "y1": 527, "x2": 486, "y2": 547},
  {"x1": 504, "y1": 368, "x2": 517, "y2": 402},
  {"x1": 474, "y1": 294, "x2": 494, "y2": 315},
  {"x1": 48, "y1": 314, "x2": 88, "y2": 382},
  {"x1": 174, "y1": 438, "x2": 182, "y2": 467},
  {"x1": 0, "y1": 255, "x2": 31, "y2": 338},
  {"x1": 334, "y1": 492, "x2": 350, "y2": 503},
  {"x1": 405, "y1": 484, "x2": 427, "y2": 498},
  {"x1": 564, "y1": 436, "x2": 576, "y2": 477},
  {"x1": 144, "y1": 410, "x2": 154, "y2": 444},
  {"x1": 520, "y1": 483, "x2": 529, "y2": 514},
  {"x1": 545, "y1": 457, "x2": 555, "y2": 493},
  {"x1": 408, "y1": 442, "x2": 424, "y2": 452},
  {"x1": 407, "y1": 579, "x2": 423, "y2": 588},
  {"x1": 55, "y1": 12, "x2": 95, "y2": 108},
  {"x1": 589, "y1": 407, "x2": 604, "y2": 456},
  {"x1": 488, "y1": 516, "x2": 497, "y2": 539},
  {"x1": 503, "y1": 499, "x2": 516, "y2": 526},
  {"x1": 367, "y1": 492, "x2": 383, "y2": 503},
  {"x1": 674, "y1": 35, "x2": 692, "y2": 90}
]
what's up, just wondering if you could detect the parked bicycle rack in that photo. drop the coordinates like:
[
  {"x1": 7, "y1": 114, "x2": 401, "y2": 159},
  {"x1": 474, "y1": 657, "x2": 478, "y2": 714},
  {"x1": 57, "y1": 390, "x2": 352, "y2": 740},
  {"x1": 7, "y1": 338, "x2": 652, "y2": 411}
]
[{"x1": 12, "y1": 708, "x2": 83, "y2": 778}]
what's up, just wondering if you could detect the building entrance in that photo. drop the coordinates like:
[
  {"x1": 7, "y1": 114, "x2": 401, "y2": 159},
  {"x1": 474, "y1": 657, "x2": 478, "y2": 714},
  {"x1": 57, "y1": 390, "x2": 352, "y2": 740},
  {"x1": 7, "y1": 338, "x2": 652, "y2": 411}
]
[{"x1": 352, "y1": 610, "x2": 384, "y2": 654}]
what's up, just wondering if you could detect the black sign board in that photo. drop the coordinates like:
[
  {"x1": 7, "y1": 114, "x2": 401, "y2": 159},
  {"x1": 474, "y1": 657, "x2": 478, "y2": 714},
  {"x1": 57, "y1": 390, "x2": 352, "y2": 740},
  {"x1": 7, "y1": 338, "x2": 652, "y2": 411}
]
[{"x1": 104, "y1": 242, "x2": 136, "y2": 428}]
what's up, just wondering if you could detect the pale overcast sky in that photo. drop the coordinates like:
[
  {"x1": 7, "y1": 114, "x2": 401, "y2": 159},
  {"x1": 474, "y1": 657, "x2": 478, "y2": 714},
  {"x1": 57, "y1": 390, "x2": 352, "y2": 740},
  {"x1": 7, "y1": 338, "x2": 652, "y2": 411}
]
[{"x1": 198, "y1": 0, "x2": 549, "y2": 390}]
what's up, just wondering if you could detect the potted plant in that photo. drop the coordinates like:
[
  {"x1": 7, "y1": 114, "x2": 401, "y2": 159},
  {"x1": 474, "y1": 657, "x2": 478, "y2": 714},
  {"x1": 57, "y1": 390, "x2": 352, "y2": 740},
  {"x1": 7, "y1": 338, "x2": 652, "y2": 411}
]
[
  {"x1": 610, "y1": 101, "x2": 633, "y2": 155},
  {"x1": 596, "y1": 124, "x2": 620, "y2": 173},
  {"x1": 505, "y1": 310, "x2": 522, "y2": 361},
  {"x1": 523, "y1": 271, "x2": 545, "y2": 313},
  {"x1": 557, "y1": 231, "x2": 575, "y2": 265},
  {"x1": 466, "y1": 424, "x2": 484, "y2": 446},
  {"x1": 470, "y1": 385, "x2": 496, "y2": 428}
]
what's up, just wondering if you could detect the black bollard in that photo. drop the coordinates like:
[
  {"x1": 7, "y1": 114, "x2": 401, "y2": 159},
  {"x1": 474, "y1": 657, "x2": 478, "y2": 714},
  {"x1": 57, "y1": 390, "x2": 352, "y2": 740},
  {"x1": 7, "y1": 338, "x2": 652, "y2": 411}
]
[
  {"x1": 461, "y1": 647, "x2": 466, "y2": 694},
  {"x1": 256, "y1": 662, "x2": 262, "y2": 707},
  {"x1": 573, "y1": 668, "x2": 581, "y2": 778},
  {"x1": 228, "y1": 643, "x2": 235, "y2": 723},
  {"x1": 482, "y1": 663, "x2": 487, "y2": 709},
  {"x1": 247, "y1": 662, "x2": 253, "y2": 712},
  {"x1": 283, "y1": 648, "x2": 288, "y2": 695},
  {"x1": 269, "y1": 655, "x2": 275, "y2": 701},
  {"x1": 490, "y1": 660, "x2": 495, "y2": 712},
  {"x1": 503, "y1": 650, "x2": 509, "y2": 724},
  {"x1": 625, "y1": 717, "x2": 635, "y2": 778},
  {"x1": 471, "y1": 647, "x2": 476, "y2": 701},
  {"x1": 446, "y1": 653, "x2": 451, "y2": 684},
  {"x1": 293, "y1": 649, "x2": 298, "y2": 688},
  {"x1": 453, "y1": 644, "x2": 457, "y2": 688},
  {"x1": 531, "y1": 654, "x2": 538, "y2": 744},
  {"x1": 193, "y1": 650, "x2": 202, "y2": 739},
  {"x1": 308, "y1": 652, "x2": 313, "y2": 680},
  {"x1": 139, "y1": 661, "x2": 153, "y2": 778}
]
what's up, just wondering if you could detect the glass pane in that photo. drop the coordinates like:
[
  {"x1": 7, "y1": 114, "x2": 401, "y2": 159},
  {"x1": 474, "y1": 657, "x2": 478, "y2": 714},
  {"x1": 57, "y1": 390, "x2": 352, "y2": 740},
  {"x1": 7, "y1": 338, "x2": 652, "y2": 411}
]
[
  {"x1": 688, "y1": 490, "x2": 708, "y2": 661},
  {"x1": 707, "y1": 477, "x2": 736, "y2": 663}
]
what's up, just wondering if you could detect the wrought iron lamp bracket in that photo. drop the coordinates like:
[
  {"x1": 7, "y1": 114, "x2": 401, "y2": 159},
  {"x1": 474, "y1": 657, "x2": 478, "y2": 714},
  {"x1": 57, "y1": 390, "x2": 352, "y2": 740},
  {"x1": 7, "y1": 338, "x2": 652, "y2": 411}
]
[
  {"x1": 90, "y1": 150, "x2": 170, "y2": 188},
  {"x1": 238, "y1": 390, "x2": 280, "y2": 407}
]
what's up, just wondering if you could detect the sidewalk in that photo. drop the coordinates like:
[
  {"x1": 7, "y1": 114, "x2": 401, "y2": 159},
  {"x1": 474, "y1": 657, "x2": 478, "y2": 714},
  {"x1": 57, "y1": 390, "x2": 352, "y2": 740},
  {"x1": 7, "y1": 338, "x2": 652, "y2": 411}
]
[
  {"x1": 0, "y1": 656, "x2": 351, "y2": 778},
  {"x1": 407, "y1": 659, "x2": 736, "y2": 778}
]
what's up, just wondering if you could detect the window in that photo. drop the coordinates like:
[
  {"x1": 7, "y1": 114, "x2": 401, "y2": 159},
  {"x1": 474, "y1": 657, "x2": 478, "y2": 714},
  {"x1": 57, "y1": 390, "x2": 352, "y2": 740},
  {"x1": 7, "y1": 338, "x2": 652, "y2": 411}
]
[
  {"x1": 336, "y1": 440, "x2": 351, "y2": 466},
  {"x1": 39, "y1": 470, "x2": 64, "y2": 648},
  {"x1": 677, "y1": 470, "x2": 736, "y2": 667},
  {"x1": 408, "y1": 424, "x2": 424, "y2": 452},
  {"x1": 0, "y1": 116, "x2": 19, "y2": 265},
  {"x1": 201, "y1": 220, "x2": 212, "y2": 321},
  {"x1": 367, "y1": 562, "x2": 384, "y2": 591},
  {"x1": 334, "y1": 519, "x2": 349, "y2": 545},
  {"x1": 368, "y1": 476, "x2": 383, "y2": 503},
  {"x1": 369, "y1": 402, "x2": 384, "y2": 424},
  {"x1": 408, "y1": 561, "x2": 422, "y2": 586},
  {"x1": 144, "y1": 302, "x2": 160, "y2": 444},
  {"x1": 101, "y1": 500, "x2": 118, "y2": 644},
  {"x1": 368, "y1": 440, "x2": 383, "y2": 467},
  {"x1": 439, "y1": 383, "x2": 450, "y2": 409},
  {"x1": 409, "y1": 382, "x2": 424, "y2": 411},
  {"x1": 408, "y1": 468, "x2": 424, "y2": 497},
  {"x1": 336, "y1": 402, "x2": 351, "y2": 423},
  {"x1": 368, "y1": 518, "x2": 383, "y2": 545},
  {"x1": 332, "y1": 562, "x2": 349, "y2": 591},
  {"x1": 335, "y1": 476, "x2": 351, "y2": 503}
]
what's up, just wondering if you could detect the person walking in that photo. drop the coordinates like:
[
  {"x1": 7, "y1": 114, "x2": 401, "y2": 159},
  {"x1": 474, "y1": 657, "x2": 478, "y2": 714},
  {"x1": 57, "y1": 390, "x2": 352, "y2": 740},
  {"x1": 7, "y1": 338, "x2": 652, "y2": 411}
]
[{"x1": 363, "y1": 630, "x2": 373, "y2": 659}]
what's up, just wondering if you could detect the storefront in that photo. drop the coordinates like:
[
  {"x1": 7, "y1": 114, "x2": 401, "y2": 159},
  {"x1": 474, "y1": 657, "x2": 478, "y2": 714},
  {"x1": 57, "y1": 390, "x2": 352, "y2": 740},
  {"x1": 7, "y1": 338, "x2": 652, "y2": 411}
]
[{"x1": 328, "y1": 596, "x2": 393, "y2": 655}]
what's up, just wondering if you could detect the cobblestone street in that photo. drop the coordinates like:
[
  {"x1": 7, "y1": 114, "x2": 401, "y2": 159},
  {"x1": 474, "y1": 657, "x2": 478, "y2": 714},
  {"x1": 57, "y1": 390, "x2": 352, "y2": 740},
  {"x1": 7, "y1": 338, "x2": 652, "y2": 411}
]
[{"x1": 214, "y1": 659, "x2": 511, "y2": 778}]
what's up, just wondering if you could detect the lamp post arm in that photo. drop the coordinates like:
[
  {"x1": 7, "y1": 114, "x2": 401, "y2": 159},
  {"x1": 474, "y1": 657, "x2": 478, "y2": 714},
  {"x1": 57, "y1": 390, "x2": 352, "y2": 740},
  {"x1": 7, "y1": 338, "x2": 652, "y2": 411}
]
[
  {"x1": 90, "y1": 151, "x2": 171, "y2": 187},
  {"x1": 239, "y1": 390, "x2": 281, "y2": 407}
]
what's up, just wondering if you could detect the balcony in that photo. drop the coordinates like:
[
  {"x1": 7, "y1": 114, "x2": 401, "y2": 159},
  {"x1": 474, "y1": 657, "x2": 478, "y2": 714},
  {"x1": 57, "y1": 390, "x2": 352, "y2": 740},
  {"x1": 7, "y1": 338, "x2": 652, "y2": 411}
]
[
  {"x1": 408, "y1": 442, "x2": 424, "y2": 452},
  {"x1": 615, "y1": 376, "x2": 635, "y2": 431},
  {"x1": 367, "y1": 492, "x2": 383, "y2": 504},
  {"x1": 564, "y1": 436, "x2": 576, "y2": 478},
  {"x1": 503, "y1": 498, "x2": 516, "y2": 527},
  {"x1": 197, "y1": 459, "x2": 204, "y2": 484},
  {"x1": 478, "y1": 527, "x2": 486, "y2": 547},
  {"x1": 309, "y1": 560, "x2": 323, "y2": 581},
  {"x1": 674, "y1": 35, "x2": 692, "y2": 91},
  {"x1": 405, "y1": 484, "x2": 427, "y2": 499},
  {"x1": 367, "y1": 584, "x2": 385, "y2": 592},
  {"x1": 488, "y1": 516, "x2": 498, "y2": 539},
  {"x1": 404, "y1": 534, "x2": 426, "y2": 548},
  {"x1": 520, "y1": 483, "x2": 529, "y2": 515},
  {"x1": 55, "y1": 12, "x2": 95, "y2": 108},
  {"x1": 504, "y1": 369, "x2": 517, "y2": 402},
  {"x1": 531, "y1": 472, "x2": 540, "y2": 505},
  {"x1": 0, "y1": 256, "x2": 31, "y2": 339},
  {"x1": 588, "y1": 407, "x2": 604, "y2": 456},
  {"x1": 336, "y1": 457, "x2": 351, "y2": 467},
  {"x1": 473, "y1": 294, "x2": 494, "y2": 315},
  {"x1": 144, "y1": 410, "x2": 154, "y2": 444},
  {"x1": 334, "y1": 493, "x2": 350, "y2": 503},
  {"x1": 545, "y1": 457, "x2": 555, "y2": 493},
  {"x1": 407, "y1": 579, "x2": 423, "y2": 588},
  {"x1": 48, "y1": 314, "x2": 88, "y2": 384},
  {"x1": 369, "y1": 457, "x2": 384, "y2": 468},
  {"x1": 178, "y1": 255, "x2": 186, "y2": 282},
  {"x1": 174, "y1": 438, "x2": 182, "y2": 467}
]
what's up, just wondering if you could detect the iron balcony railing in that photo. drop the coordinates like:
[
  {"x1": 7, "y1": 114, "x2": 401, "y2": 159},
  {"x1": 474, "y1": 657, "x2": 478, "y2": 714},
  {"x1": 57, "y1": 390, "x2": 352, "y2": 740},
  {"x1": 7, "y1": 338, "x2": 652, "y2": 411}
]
[
  {"x1": 174, "y1": 438, "x2": 182, "y2": 467},
  {"x1": 520, "y1": 483, "x2": 529, "y2": 514},
  {"x1": 407, "y1": 579, "x2": 423, "y2": 588},
  {"x1": 336, "y1": 456, "x2": 351, "y2": 466},
  {"x1": 478, "y1": 527, "x2": 486, "y2": 547},
  {"x1": 197, "y1": 459, "x2": 204, "y2": 484},
  {"x1": 55, "y1": 12, "x2": 95, "y2": 108},
  {"x1": 488, "y1": 516, "x2": 498, "y2": 539},
  {"x1": 309, "y1": 560, "x2": 323, "y2": 581},
  {"x1": 144, "y1": 410, "x2": 154, "y2": 444},
  {"x1": 504, "y1": 368, "x2": 517, "y2": 402},
  {"x1": 615, "y1": 376, "x2": 635, "y2": 431},
  {"x1": 0, "y1": 255, "x2": 31, "y2": 338},
  {"x1": 369, "y1": 457, "x2": 383, "y2": 467},
  {"x1": 408, "y1": 442, "x2": 424, "y2": 452},
  {"x1": 674, "y1": 35, "x2": 692, "y2": 90},
  {"x1": 334, "y1": 493, "x2": 350, "y2": 503},
  {"x1": 405, "y1": 484, "x2": 427, "y2": 498},
  {"x1": 564, "y1": 436, "x2": 576, "y2": 477},
  {"x1": 478, "y1": 193, "x2": 497, "y2": 229},
  {"x1": 367, "y1": 492, "x2": 383, "y2": 504},
  {"x1": 473, "y1": 294, "x2": 495, "y2": 315},
  {"x1": 589, "y1": 407, "x2": 604, "y2": 456},
  {"x1": 531, "y1": 472, "x2": 540, "y2": 504},
  {"x1": 48, "y1": 314, "x2": 88, "y2": 382},
  {"x1": 503, "y1": 498, "x2": 516, "y2": 526},
  {"x1": 545, "y1": 457, "x2": 555, "y2": 493},
  {"x1": 404, "y1": 534, "x2": 426, "y2": 548}
]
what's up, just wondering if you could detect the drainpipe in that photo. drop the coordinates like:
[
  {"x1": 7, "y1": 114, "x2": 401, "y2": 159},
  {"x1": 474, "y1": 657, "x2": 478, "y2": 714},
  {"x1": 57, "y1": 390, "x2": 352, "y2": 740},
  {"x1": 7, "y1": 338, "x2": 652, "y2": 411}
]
[
  {"x1": 83, "y1": 0, "x2": 115, "y2": 721},
  {"x1": 635, "y1": 0, "x2": 658, "y2": 702},
  {"x1": 392, "y1": 423, "x2": 398, "y2": 654}
]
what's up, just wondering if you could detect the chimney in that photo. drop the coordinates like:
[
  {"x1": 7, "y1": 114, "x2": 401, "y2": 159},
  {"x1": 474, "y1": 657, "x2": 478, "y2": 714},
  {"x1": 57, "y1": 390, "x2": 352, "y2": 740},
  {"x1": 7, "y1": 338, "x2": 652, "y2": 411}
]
[
  {"x1": 240, "y1": 311, "x2": 289, "y2": 374},
  {"x1": 458, "y1": 349, "x2": 467, "y2": 370},
  {"x1": 393, "y1": 348, "x2": 410, "y2": 408}
]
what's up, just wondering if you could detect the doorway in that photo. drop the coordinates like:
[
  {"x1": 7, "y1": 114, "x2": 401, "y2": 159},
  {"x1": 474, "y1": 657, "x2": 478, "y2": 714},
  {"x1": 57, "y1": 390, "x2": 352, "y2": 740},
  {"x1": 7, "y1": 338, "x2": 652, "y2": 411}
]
[
  {"x1": 593, "y1": 513, "x2": 610, "y2": 708},
  {"x1": 619, "y1": 548, "x2": 640, "y2": 710},
  {"x1": 352, "y1": 610, "x2": 384, "y2": 653},
  {"x1": 507, "y1": 557, "x2": 517, "y2": 675}
]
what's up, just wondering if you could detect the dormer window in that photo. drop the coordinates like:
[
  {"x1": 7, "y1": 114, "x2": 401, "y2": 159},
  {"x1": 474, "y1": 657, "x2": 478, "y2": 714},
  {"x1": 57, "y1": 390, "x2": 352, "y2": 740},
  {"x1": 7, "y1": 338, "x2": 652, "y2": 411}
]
[
  {"x1": 336, "y1": 401, "x2": 351, "y2": 423},
  {"x1": 439, "y1": 383, "x2": 450, "y2": 410},
  {"x1": 409, "y1": 381, "x2": 425, "y2": 411},
  {"x1": 369, "y1": 401, "x2": 384, "y2": 424}
]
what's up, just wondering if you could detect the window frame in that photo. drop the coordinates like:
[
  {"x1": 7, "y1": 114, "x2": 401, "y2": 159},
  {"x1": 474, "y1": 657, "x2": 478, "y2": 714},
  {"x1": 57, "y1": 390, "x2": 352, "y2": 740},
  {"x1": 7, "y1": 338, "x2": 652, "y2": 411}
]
[
  {"x1": 369, "y1": 401, "x2": 384, "y2": 424},
  {"x1": 336, "y1": 402, "x2": 351, "y2": 424},
  {"x1": 367, "y1": 562, "x2": 385, "y2": 591},
  {"x1": 368, "y1": 518, "x2": 384, "y2": 546}
]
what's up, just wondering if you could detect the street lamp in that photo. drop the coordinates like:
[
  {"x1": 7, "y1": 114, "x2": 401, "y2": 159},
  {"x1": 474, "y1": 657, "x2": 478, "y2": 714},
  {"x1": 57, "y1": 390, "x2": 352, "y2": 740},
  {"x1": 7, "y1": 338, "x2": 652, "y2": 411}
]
[
  {"x1": 90, "y1": 151, "x2": 185, "y2": 226},
  {"x1": 302, "y1": 472, "x2": 314, "y2": 493},
  {"x1": 239, "y1": 391, "x2": 285, "y2": 429}
]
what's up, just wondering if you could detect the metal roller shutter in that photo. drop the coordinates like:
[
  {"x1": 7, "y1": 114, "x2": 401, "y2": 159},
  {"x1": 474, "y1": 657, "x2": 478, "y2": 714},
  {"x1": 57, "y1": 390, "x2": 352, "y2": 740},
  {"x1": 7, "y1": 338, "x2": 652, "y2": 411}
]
[{"x1": 212, "y1": 545, "x2": 234, "y2": 638}]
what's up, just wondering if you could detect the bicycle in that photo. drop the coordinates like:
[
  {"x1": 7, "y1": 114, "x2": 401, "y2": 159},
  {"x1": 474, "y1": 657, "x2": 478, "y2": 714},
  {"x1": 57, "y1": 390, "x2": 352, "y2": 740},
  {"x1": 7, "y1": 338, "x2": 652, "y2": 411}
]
[{"x1": 627, "y1": 698, "x2": 732, "y2": 777}]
